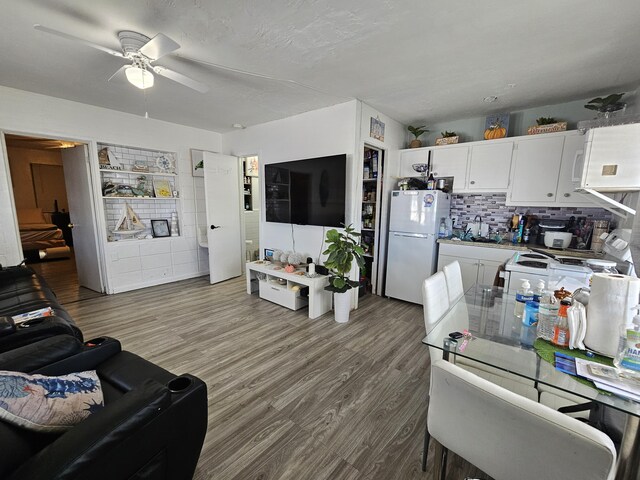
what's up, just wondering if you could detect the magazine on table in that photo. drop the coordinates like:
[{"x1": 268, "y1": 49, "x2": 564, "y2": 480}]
[{"x1": 575, "y1": 358, "x2": 640, "y2": 400}]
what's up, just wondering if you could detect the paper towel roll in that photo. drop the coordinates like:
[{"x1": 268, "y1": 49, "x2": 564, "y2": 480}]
[{"x1": 585, "y1": 273, "x2": 640, "y2": 357}]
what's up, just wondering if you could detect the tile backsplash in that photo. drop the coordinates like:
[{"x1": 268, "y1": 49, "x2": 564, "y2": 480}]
[{"x1": 450, "y1": 193, "x2": 615, "y2": 231}]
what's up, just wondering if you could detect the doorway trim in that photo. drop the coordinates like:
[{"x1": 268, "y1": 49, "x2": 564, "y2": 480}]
[{"x1": 0, "y1": 129, "x2": 107, "y2": 293}]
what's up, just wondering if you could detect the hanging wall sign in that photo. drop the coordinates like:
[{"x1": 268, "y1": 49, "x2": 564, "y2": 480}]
[{"x1": 370, "y1": 117, "x2": 385, "y2": 142}]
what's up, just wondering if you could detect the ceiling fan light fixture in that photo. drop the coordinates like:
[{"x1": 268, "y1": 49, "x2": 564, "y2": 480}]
[{"x1": 125, "y1": 65, "x2": 154, "y2": 89}]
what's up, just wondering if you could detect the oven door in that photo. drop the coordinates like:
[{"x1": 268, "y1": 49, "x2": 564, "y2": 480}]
[
  {"x1": 504, "y1": 269, "x2": 548, "y2": 294},
  {"x1": 547, "y1": 265, "x2": 592, "y2": 291}
]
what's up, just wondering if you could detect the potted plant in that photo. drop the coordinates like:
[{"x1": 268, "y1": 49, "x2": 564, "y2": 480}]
[
  {"x1": 408, "y1": 125, "x2": 429, "y2": 148},
  {"x1": 585, "y1": 93, "x2": 626, "y2": 118},
  {"x1": 527, "y1": 117, "x2": 567, "y2": 135},
  {"x1": 435, "y1": 130, "x2": 459, "y2": 145},
  {"x1": 322, "y1": 225, "x2": 365, "y2": 323}
]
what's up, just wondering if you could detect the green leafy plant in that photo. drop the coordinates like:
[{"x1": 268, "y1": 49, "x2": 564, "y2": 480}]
[
  {"x1": 536, "y1": 117, "x2": 557, "y2": 126},
  {"x1": 408, "y1": 125, "x2": 429, "y2": 139},
  {"x1": 585, "y1": 93, "x2": 626, "y2": 113},
  {"x1": 322, "y1": 225, "x2": 365, "y2": 293},
  {"x1": 441, "y1": 131, "x2": 457, "y2": 137}
]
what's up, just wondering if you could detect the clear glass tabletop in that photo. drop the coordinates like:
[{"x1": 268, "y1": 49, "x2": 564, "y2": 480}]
[{"x1": 422, "y1": 285, "x2": 640, "y2": 417}]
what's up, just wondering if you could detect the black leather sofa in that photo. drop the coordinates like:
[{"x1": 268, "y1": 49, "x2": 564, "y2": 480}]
[
  {"x1": 0, "y1": 335, "x2": 208, "y2": 480},
  {"x1": 0, "y1": 265, "x2": 83, "y2": 352}
]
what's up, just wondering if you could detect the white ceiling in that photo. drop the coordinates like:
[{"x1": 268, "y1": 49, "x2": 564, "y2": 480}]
[{"x1": 1, "y1": 1, "x2": 639, "y2": 133}]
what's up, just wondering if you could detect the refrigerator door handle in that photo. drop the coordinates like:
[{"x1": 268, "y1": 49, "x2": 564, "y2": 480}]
[{"x1": 391, "y1": 232, "x2": 432, "y2": 238}]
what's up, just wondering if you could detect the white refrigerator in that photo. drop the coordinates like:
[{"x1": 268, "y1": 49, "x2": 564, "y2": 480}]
[{"x1": 385, "y1": 190, "x2": 451, "y2": 304}]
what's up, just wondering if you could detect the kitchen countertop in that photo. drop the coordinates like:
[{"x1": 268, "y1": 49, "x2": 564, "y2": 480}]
[{"x1": 437, "y1": 238, "x2": 603, "y2": 259}]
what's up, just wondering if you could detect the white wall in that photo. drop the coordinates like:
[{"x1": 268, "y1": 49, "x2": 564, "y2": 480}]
[
  {"x1": 357, "y1": 102, "x2": 406, "y2": 295},
  {"x1": 223, "y1": 100, "x2": 359, "y2": 263},
  {"x1": 416, "y1": 93, "x2": 640, "y2": 146},
  {"x1": 0, "y1": 86, "x2": 221, "y2": 291}
]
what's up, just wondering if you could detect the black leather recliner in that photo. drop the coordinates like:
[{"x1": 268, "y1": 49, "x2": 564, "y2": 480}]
[
  {"x1": 0, "y1": 265, "x2": 83, "y2": 352},
  {"x1": 0, "y1": 335, "x2": 208, "y2": 480}
]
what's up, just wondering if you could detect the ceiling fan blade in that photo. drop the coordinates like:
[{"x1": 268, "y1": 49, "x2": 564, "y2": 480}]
[
  {"x1": 34, "y1": 24, "x2": 125, "y2": 58},
  {"x1": 108, "y1": 65, "x2": 129, "y2": 83},
  {"x1": 139, "y1": 33, "x2": 179, "y2": 61},
  {"x1": 152, "y1": 65, "x2": 209, "y2": 93}
]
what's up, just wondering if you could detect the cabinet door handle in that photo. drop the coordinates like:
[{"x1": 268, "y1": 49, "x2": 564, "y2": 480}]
[
  {"x1": 564, "y1": 193, "x2": 570, "y2": 197},
  {"x1": 478, "y1": 263, "x2": 485, "y2": 267},
  {"x1": 470, "y1": 180, "x2": 476, "y2": 185},
  {"x1": 547, "y1": 193, "x2": 553, "y2": 197}
]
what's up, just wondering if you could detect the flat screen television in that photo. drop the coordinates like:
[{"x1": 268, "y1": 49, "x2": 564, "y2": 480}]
[{"x1": 264, "y1": 154, "x2": 346, "y2": 227}]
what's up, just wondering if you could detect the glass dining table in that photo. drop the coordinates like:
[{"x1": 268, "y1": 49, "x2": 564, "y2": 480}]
[{"x1": 422, "y1": 285, "x2": 640, "y2": 480}]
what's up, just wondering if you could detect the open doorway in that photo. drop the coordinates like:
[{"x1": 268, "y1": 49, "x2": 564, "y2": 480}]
[
  {"x1": 4, "y1": 133, "x2": 104, "y2": 303},
  {"x1": 242, "y1": 155, "x2": 260, "y2": 262}
]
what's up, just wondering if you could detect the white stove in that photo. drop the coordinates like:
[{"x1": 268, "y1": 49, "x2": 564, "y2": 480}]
[{"x1": 504, "y1": 251, "x2": 592, "y2": 293}]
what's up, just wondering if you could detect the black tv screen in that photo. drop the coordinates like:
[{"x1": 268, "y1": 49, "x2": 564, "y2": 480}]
[{"x1": 265, "y1": 154, "x2": 346, "y2": 227}]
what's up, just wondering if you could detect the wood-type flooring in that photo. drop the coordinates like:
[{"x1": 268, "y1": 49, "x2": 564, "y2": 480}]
[{"x1": 56, "y1": 273, "x2": 488, "y2": 479}]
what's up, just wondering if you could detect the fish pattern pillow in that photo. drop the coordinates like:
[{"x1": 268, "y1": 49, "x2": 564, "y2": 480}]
[{"x1": 0, "y1": 370, "x2": 104, "y2": 432}]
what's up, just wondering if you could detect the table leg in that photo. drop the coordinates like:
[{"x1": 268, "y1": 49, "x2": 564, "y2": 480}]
[{"x1": 615, "y1": 414, "x2": 640, "y2": 480}]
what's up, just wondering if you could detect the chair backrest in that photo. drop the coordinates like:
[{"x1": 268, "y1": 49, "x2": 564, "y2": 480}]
[
  {"x1": 443, "y1": 261, "x2": 464, "y2": 304},
  {"x1": 422, "y1": 271, "x2": 450, "y2": 335},
  {"x1": 428, "y1": 360, "x2": 617, "y2": 480}
]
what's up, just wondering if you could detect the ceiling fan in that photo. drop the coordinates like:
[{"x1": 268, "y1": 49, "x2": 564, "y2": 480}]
[{"x1": 33, "y1": 24, "x2": 209, "y2": 93}]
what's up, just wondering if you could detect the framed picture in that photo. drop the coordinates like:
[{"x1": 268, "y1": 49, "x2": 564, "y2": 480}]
[
  {"x1": 190, "y1": 149, "x2": 204, "y2": 177},
  {"x1": 264, "y1": 248, "x2": 274, "y2": 260},
  {"x1": 484, "y1": 112, "x2": 510, "y2": 139},
  {"x1": 151, "y1": 219, "x2": 171, "y2": 238},
  {"x1": 370, "y1": 117, "x2": 385, "y2": 142},
  {"x1": 245, "y1": 156, "x2": 259, "y2": 177},
  {"x1": 153, "y1": 179, "x2": 173, "y2": 198}
]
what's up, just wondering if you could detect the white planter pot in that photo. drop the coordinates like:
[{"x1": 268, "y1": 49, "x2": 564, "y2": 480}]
[{"x1": 333, "y1": 291, "x2": 352, "y2": 323}]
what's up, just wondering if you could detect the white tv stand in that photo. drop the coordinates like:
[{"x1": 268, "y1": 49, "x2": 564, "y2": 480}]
[{"x1": 245, "y1": 261, "x2": 332, "y2": 319}]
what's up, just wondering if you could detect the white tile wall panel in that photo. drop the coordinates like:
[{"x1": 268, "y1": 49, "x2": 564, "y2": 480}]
[
  {"x1": 140, "y1": 240, "x2": 171, "y2": 256},
  {"x1": 111, "y1": 257, "x2": 142, "y2": 274},
  {"x1": 172, "y1": 250, "x2": 198, "y2": 266},
  {"x1": 181, "y1": 212, "x2": 196, "y2": 227},
  {"x1": 141, "y1": 266, "x2": 172, "y2": 282},
  {"x1": 112, "y1": 243, "x2": 141, "y2": 258},
  {"x1": 173, "y1": 261, "x2": 199, "y2": 277},
  {"x1": 182, "y1": 225, "x2": 196, "y2": 238},
  {"x1": 170, "y1": 238, "x2": 190, "y2": 252},
  {"x1": 141, "y1": 253, "x2": 172, "y2": 270},
  {"x1": 112, "y1": 271, "x2": 143, "y2": 288}
]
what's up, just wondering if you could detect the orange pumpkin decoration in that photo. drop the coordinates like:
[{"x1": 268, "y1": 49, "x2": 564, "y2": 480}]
[{"x1": 484, "y1": 121, "x2": 507, "y2": 140}]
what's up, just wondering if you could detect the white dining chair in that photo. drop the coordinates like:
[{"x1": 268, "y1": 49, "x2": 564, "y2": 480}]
[
  {"x1": 442, "y1": 260, "x2": 464, "y2": 304},
  {"x1": 424, "y1": 265, "x2": 538, "y2": 397},
  {"x1": 426, "y1": 360, "x2": 617, "y2": 480}
]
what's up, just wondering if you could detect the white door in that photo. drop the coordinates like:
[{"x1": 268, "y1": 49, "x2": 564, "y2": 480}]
[
  {"x1": 431, "y1": 146, "x2": 469, "y2": 192},
  {"x1": 389, "y1": 190, "x2": 444, "y2": 234},
  {"x1": 468, "y1": 142, "x2": 513, "y2": 191},
  {"x1": 386, "y1": 233, "x2": 437, "y2": 304},
  {"x1": 61, "y1": 145, "x2": 103, "y2": 292},
  {"x1": 203, "y1": 151, "x2": 242, "y2": 284},
  {"x1": 509, "y1": 136, "x2": 564, "y2": 204}
]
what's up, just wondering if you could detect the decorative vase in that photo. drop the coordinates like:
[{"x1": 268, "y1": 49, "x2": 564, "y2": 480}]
[
  {"x1": 409, "y1": 139, "x2": 422, "y2": 148},
  {"x1": 435, "y1": 136, "x2": 459, "y2": 145},
  {"x1": 333, "y1": 291, "x2": 351, "y2": 323}
]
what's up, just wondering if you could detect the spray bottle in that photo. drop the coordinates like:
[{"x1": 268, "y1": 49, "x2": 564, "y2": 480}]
[{"x1": 614, "y1": 305, "x2": 640, "y2": 373}]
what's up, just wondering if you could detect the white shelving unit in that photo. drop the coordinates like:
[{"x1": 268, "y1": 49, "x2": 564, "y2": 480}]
[{"x1": 97, "y1": 143, "x2": 181, "y2": 242}]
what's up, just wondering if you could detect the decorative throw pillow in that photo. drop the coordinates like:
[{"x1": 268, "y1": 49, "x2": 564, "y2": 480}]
[{"x1": 0, "y1": 370, "x2": 104, "y2": 432}]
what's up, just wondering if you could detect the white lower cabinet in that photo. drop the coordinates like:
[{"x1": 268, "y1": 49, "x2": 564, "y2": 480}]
[
  {"x1": 258, "y1": 277, "x2": 309, "y2": 310},
  {"x1": 438, "y1": 243, "x2": 519, "y2": 291}
]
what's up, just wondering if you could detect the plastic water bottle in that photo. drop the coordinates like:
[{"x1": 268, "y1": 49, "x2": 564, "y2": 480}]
[
  {"x1": 537, "y1": 291, "x2": 559, "y2": 341},
  {"x1": 514, "y1": 279, "x2": 533, "y2": 319}
]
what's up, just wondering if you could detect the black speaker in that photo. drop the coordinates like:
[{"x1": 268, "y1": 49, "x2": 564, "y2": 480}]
[{"x1": 315, "y1": 265, "x2": 329, "y2": 275}]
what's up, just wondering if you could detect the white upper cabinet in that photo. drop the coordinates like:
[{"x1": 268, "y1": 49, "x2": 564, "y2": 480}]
[
  {"x1": 431, "y1": 146, "x2": 469, "y2": 192},
  {"x1": 467, "y1": 142, "x2": 513, "y2": 191},
  {"x1": 398, "y1": 148, "x2": 430, "y2": 178},
  {"x1": 555, "y1": 132, "x2": 591, "y2": 205},
  {"x1": 508, "y1": 135, "x2": 564, "y2": 204}
]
